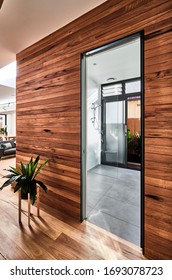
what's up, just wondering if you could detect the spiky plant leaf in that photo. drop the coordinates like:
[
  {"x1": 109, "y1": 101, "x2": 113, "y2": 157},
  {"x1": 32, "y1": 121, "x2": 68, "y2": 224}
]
[
  {"x1": 0, "y1": 175, "x2": 22, "y2": 189},
  {"x1": 33, "y1": 156, "x2": 40, "y2": 167},
  {"x1": 2, "y1": 173, "x2": 15, "y2": 179},
  {"x1": 28, "y1": 162, "x2": 32, "y2": 177},
  {"x1": 30, "y1": 181, "x2": 37, "y2": 205},
  {"x1": 25, "y1": 164, "x2": 30, "y2": 176},
  {"x1": 35, "y1": 180, "x2": 48, "y2": 193},
  {"x1": 31, "y1": 156, "x2": 40, "y2": 177},
  {"x1": 20, "y1": 162, "x2": 25, "y2": 175},
  {"x1": 13, "y1": 176, "x2": 27, "y2": 193},
  {"x1": 14, "y1": 182, "x2": 22, "y2": 193},
  {"x1": 4, "y1": 166, "x2": 21, "y2": 175},
  {"x1": 29, "y1": 157, "x2": 33, "y2": 164},
  {"x1": 0, "y1": 179, "x2": 11, "y2": 190},
  {"x1": 34, "y1": 159, "x2": 49, "y2": 178}
]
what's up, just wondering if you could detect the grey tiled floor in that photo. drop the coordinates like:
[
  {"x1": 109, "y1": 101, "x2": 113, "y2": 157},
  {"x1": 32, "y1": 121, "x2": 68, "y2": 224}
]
[{"x1": 86, "y1": 164, "x2": 141, "y2": 246}]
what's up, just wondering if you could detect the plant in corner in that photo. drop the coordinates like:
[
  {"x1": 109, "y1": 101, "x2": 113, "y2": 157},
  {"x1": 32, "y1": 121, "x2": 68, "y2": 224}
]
[
  {"x1": 0, "y1": 156, "x2": 49, "y2": 205},
  {"x1": 0, "y1": 127, "x2": 7, "y2": 135}
]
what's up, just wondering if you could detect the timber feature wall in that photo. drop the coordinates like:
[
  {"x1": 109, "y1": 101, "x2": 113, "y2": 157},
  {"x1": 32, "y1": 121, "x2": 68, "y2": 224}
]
[{"x1": 17, "y1": 0, "x2": 172, "y2": 259}]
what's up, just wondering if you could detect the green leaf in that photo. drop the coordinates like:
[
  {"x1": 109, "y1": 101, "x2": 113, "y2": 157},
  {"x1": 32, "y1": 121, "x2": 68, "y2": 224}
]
[
  {"x1": 36, "y1": 180, "x2": 48, "y2": 193},
  {"x1": 26, "y1": 164, "x2": 30, "y2": 176},
  {"x1": 4, "y1": 166, "x2": 21, "y2": 175},
  {"x1": 13, "y1": 176, "x2": 27, "y2": 193},
  {"x1": 0, "y1": 175, "x2": 22, "y2": 189},
  {"x1": 14, "y1": 182, "x2": 22, "y2": 193},
  {"x1": 0, "y1": 179, "x2": 11, "y2": 189},
  {"x1": 29, "y1": 157, "x2": 33, "y2": 164},
  {"x1": 30, "y1": 195, "x2": 36, "y2": 205},
  {"x1": 28, "y1": 162, "x2": 31, "y2": 177},
  {"x1": 20, "y1": 162, "x2": 27, "y2": 175},
  {"x1": 30, "y1": 181, "x2": 37, "y2": 205},
  {"x1": 2, "y1": 173, "x2": 15, "y2": 179},
  {"x1": 34, "y1": 159, "x2": 49, "y2": 178},
  {"x1": 31, "y1": 156, "x2": 40, "y2": 177},
  {"x1": 33, "y1": 156, "x2": 40, "y2": 166}
]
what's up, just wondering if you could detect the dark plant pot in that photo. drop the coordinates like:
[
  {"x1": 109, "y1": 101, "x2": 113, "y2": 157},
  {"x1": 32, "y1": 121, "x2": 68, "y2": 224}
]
[
  {"x1": 21, "y1": 189, "x2": 28, "y2": 200},
  {"x1": 11, "y1": 183, "x2": 28, "y2": 200}
]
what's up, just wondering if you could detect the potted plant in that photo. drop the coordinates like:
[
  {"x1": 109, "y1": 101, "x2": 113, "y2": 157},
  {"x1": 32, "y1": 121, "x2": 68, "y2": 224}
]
[
  {"x1": 0, "y1": 127, "x2": 7, "y2": 136},
  {"x1": 0, "y1": 156, "x2": 49, "y2": 205},
  {"x1": 127, "y1": 129, "x2": 141, "y2": 163}
]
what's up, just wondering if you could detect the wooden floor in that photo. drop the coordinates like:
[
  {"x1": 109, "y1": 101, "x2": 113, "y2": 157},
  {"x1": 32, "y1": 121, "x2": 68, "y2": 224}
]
[{"x1": 0, "y1": 158, "x2": 145, "y2": 260}]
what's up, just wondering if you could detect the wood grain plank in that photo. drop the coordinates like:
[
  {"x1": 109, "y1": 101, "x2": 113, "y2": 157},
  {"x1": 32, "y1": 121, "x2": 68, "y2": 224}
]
[{"x1": 16, "y1": 0, "x2": 172, "y2": 260}]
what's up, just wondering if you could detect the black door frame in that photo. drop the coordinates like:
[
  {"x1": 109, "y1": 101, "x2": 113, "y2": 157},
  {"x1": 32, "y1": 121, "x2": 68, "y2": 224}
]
[{"x1": 81, "y1": 31, "x2": 144, "y2": 249}]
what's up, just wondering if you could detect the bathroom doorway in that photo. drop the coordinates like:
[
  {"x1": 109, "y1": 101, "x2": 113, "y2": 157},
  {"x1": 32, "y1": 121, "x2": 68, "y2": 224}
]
[{"x1": 81, "y1": 33, "x2": 143, "y2": 247}]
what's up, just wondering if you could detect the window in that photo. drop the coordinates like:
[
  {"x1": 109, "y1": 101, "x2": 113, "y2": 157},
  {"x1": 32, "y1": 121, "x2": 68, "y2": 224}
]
[
  {"x1": 125, "y1": 80, "x2": 141, "y2": 94},
  {"x1": 102, "y1": 83, "x2": 122, "y2": 97}
]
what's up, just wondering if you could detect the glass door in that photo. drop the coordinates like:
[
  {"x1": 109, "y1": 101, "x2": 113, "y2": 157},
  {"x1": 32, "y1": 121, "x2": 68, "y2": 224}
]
[{"x1": 101, "y1": 99, "x2": 127, "y2": 166}]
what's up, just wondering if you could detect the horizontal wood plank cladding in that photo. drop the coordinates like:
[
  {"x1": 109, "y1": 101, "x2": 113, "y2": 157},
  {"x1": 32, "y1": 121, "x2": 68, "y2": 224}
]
[
  {"x1": 144, "y1": 1, "x2": 172, "y2": 260},
  {"x1": 16, "y1": 0, "x2": 172, "y2": 259}
]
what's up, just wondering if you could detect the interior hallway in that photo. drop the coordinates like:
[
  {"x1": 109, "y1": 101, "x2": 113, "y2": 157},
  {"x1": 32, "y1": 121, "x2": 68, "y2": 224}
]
[{"x1": 86, "y1": 165, "x2": 140, "y2": 246}]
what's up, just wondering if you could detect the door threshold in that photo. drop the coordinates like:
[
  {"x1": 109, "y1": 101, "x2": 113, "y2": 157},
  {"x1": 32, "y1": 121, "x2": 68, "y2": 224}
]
[{"x1": 127, "y1": 162, "x2": 141, "y2": 170}]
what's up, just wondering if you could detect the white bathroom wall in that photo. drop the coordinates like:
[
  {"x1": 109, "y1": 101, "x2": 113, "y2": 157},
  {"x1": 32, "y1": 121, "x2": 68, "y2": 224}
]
[{"x1": 86, "y1": 84, "x2": 101, "y2": 171}]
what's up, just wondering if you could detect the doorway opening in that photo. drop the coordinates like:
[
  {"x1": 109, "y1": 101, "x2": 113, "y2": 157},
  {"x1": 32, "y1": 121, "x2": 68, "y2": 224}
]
[
  {"x1": 0, "y1": 61, "x2": 16, "y2": 141},
  {"x1": 81, "y1": 33, "x2": 143, "y2": 247}
]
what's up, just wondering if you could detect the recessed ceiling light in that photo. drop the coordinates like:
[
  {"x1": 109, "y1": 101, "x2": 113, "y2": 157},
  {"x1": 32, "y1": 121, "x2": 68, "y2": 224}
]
[{"x1": 107, "y1": 77, "x2": 116, "y2": 81}]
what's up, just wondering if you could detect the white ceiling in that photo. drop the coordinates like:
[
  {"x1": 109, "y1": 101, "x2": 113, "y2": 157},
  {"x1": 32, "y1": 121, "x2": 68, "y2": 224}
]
[
  {"x1": 86, "y1": 37, "x2": 140, "y2": 95},
  {"x1": 0, "y1": 0, "x2": 106, "y2": 68},
  {"x1": 0, "y1": 84, "x2": 15, "y2": 101},
  {"x1": 0, "y1": 0, "x2": 106, "y2": 110}
]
